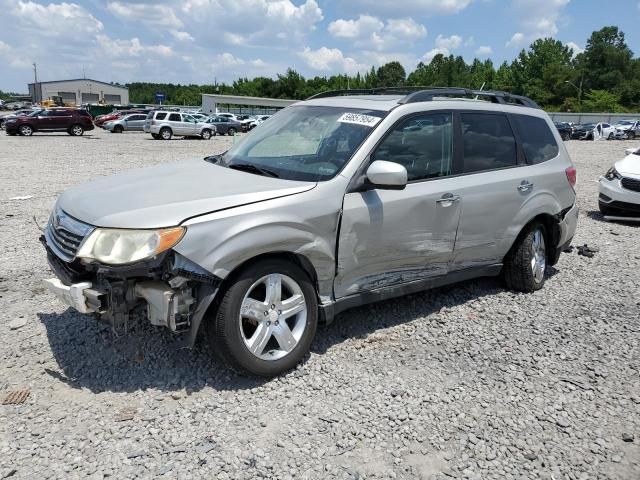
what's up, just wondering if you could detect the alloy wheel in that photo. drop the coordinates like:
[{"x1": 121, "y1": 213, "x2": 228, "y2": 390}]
[
  {"x1": 239, "y1": 273, "x2": 307, "y2": 361},
  {"x1": 530, "y1": 229, "x2": 546, "y2": 284}
]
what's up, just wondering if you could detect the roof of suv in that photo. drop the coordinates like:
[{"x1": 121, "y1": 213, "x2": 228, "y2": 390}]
[{"x1": 299, "y1": 87, "x2": 542, "y2": 114}]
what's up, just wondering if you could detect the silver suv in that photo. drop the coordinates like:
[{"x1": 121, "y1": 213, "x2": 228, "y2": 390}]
[
  {"x1": 144, "y1": 110, "x2": 217, "y2": 140},
  {"x1": 42, "y1": 88, "x2": 578, "y2": 377}
]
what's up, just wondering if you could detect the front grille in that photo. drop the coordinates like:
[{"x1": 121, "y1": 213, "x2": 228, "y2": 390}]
[
  {"x1": 621, "y1": 177, "x2": 640, "y2": 193},
  {"x1": 44, "y1": 208, "x2": 94, "y2": 262}
]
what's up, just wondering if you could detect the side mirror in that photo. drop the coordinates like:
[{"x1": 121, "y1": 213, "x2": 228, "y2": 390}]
[{"x1": 365, "y1": 160, "x2": 408, "y2": 190}]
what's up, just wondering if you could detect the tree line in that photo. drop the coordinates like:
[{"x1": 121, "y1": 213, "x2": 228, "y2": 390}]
[{"x1": 2, "y1": 26, "x2": 638, "y2": 112}]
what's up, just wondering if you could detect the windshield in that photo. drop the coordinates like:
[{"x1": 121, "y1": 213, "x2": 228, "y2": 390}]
[{"x1": 218, "y1": 105, "x2": 385, "y2": 181}]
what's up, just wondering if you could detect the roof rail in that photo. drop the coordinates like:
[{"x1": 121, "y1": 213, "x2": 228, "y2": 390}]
[{"x1": 306, "y1": 86, "x2": 540, "y2": 109}]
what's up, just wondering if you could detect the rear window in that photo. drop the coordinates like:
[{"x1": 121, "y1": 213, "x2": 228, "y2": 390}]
[
  {"x1": 461, "y1": 113, "x2": 517, "y2": 173},
  {"x1": 155, "y1": 112, "x2": 167, "y2": 120},
  {"x1": 168, "y1": 113, "x2": 181, "y2": 122},
  {"x1": 512, "y1": 115, "x2": 559, "y2": 164}
]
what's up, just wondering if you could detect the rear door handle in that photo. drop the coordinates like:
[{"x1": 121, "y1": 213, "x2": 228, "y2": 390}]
[
  {"x1": 518, "y1": 181, "x2": 534, "y2": 192},
  {"x1": 436, "y1": 193, "x2": 461, "y2": 205}
]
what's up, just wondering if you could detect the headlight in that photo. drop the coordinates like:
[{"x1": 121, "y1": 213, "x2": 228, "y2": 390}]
[
  {"x1": 76, "y1": 227, "x2": 185, "y2": 264},
  {"x1": 604, "y1": 167, "x2": 621, "y2": 181}
]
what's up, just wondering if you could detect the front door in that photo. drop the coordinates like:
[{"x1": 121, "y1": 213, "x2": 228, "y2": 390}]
[
  {"x1": 126, "y1": 114, "x2": 147, "y2": 131},
  {"x1": 334, "y1": 112, "x2": 462, "y2": 298}
]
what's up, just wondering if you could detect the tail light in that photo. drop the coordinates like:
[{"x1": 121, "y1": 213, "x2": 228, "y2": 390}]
[{"x1": 565, "y1": 166, "x2": 577, "y2": 190}]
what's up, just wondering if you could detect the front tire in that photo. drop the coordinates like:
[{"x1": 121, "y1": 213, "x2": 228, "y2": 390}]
[
  {"x1": 201, "y1": 129, "x2": 212, "y2": 140},
  {"x1": 160, "y1": 127, "x2": 172, "y2": 140},
  {"x1": 607, "y1": 132, "x2": 614, "y2": 140},
  {"x1": 114, "y1": 125, "x2": 124, "y2": 133},
  {"x1": 19, "y1": 124, "x2": 33, "y2": 136},
  {"x1": 208, "y1": 259, "x2": 318, "y2": 377},
  {"x1": 503, "y1": 223, "x2": 547, "y2": 293},
  {"x1": 227, "y1": 127, "x2": 236, "y2": 136}
]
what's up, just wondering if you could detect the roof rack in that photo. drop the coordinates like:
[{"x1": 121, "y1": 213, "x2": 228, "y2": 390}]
[{"x1": 306, "y1": 86, "x2": 540, "y2": 109}]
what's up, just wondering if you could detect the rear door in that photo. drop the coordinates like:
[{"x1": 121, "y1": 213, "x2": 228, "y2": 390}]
[
  {"x1": 126, "y1": 114, "x2": 147, "y2": 131},
  {"x1": 450, "y1": 111, "x2": 525, "y2": 270},
  {"x1": 335, "y1": 111, "x2": 462, "y2": 298}
]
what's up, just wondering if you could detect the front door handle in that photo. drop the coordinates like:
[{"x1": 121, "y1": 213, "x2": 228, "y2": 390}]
[
  {"x1": 518, "y1": 181, "x2": 534, "y2": 192},
  {"x1": 436, "y1": 193, "x2": 461, "y2": 206}
]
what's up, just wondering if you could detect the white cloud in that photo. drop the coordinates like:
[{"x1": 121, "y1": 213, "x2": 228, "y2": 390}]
[
  {"x1": 0, "y1": 40, "x2": 30, "y2": 68},
  {"x1": 96, "y1": 35, "x2": 174, "y2": 58},
  {"x1": 329, "y1": 15, "x2": 383, "y2": 39},
  {"x1": 170, "y1": 30, "x2": 194, "y2": 42},
  {"x1": 422, "y1": 47, "x2": 450, "y2": 63},
  {"x1": 11, "y1": 0, "x2": 103, "y2": 37},
  {"x1": 566, "y1": 41, "x2": 583, "y2": 57},
  {"x1": 506, "y1": 32, "x2": 525, "y2": 47},
  {"x1": 507, "y1": 0, "x2": 570, "y2": 46},
  {"x1": 347, "y1": 0, "x2": 472, "y2": 16},
  {"x1": 475, "y1": 45, "x2": 493, "y2": 56},
  {"x1": 435, "y1": 34, "x2": 463, "y2": 49},
  {"x1": 329, "y1": 15, "x2": 426, "y2": 51},
  {"x1": 299, "y1": 47, "x2": 367, "y2": 75},
  {"x1": 107, "y1": 1, "x2": 183, "y2": 29}
]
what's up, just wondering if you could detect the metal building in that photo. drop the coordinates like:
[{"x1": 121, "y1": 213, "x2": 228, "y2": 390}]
[
  {"x1": 201, "y1": 94, "x2": 296, "y2": 115},
  {"x1": 28, "y1": 79, "x2": 129, "y2": 105}
]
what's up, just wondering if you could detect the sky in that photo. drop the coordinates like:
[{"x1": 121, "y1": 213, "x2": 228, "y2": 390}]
[{"x1": 0, "y1": 0, "x2": 638, "y2": 92}]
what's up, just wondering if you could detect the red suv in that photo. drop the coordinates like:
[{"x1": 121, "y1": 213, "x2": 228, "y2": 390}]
[{"x1": 4, "y1": 108, "x2": 95, "y2": 136}]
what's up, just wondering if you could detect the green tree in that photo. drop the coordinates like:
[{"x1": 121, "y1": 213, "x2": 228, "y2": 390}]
[
  {"x1": 582, "y1": 90, "x2": 625, "y2": 112},
  {"x1": 376, "y1": 61, "x2": 406, "y2": 87}
]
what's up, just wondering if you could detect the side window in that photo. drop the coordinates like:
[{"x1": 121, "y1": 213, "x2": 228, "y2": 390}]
[
  {"x1": 372, "y1": 112, "x2": 453, "y2": 181},
  {"x1": 512, "y1": 115, "x2": 559, "y2": 164},
  {"x1": 168, "y1": 113, "x2": 181, "y2": 122},
  {"x1": 155, "y1": 112, "x2": 167, "y2": 120},
  {"x1": 131, "y1": 115, "x2": 145, "y2": 121},
  {"x1": 461, "y1": 113, "x2": 517, "y2": 174}
]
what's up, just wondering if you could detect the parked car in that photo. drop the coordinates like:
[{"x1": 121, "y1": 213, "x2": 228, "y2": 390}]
[
  {"x1": 236, "y1": 114, "x2": 259, "y2": 130},
  {"x1": 598, "y1": 147, "x2": 640, "y2": 216},
  {"x1": 593, "y1": 122, "x2": 616, "y2": 140},
  {"x1": 613, "y1": 120, "x2": 640, "y2": 140},
  {"x1": 94, "y1": 109, "x2": 148, "y2": 128},
  {"x1": 571, "y1": 123, "x2": 595, "y2": 140},
  {"x1": 104, "y1": 113, "x2": 148, "y2": 133},
  {"x1": 205, "y1": 115, "x2": 243, "y2": 135},
  {"x1": 143, "y1": 110, "x2": 216, "y2": 140},
  {"x1": 4, "y1": 108, "x2": 94, "y2": 136},
  {"x1": 554, "y1": 122, "x2": 572, "y2": 141},
  {"x1": 0, "y1": 108, "x2": 41, "y2": 129},
  {"x1": 41, "y1": 88, "x2": 578, "y2": 377}
]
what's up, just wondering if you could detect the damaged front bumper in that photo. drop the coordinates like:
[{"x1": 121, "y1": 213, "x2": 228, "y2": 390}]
[{"x1": 41, "y1": 235, "x2": 220, "y2": 347}]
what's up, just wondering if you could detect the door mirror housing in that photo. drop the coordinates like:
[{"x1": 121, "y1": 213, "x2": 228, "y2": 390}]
[{"x1": 365, "y1": 160, "x2": 408, "y2": 190}]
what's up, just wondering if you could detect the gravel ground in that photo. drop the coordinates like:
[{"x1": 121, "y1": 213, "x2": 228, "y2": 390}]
[{"x1": 0, "y1": 128, "x2": 639, "y2": 480}]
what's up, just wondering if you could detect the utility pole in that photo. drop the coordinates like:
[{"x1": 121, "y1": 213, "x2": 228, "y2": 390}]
[{"x1": 33, "y1": 62, "x2": 39, "y2": 102}]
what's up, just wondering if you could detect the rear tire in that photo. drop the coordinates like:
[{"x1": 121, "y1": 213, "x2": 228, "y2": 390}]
[
  {"x1": 503, "y1": 223, "x2": 547, "y2": 293},
  {"x1": 69, "y1": 124, "x2": 84, "y2": 136},
  {"x1": 151, "y1": 133, "x2": 160, "y2": 139},
  {"x1": 160, "y1": 127, "x2": 172, "y2": 140},
  {"x1": 227, "y1": 127, "x2": 236, "y2": 136},
  {"x1": 207, "y1": 259, "x2": 318, "y2": 377}
]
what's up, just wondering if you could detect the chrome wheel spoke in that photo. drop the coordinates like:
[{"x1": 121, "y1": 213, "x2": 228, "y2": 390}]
[
  {"x1": 240, "y1": 298, "x2": 266, "y2": 323},
  {"x1": 264, "y1": 274, "x2": 282, "y2": 305},
  {"x1": 272, "y1": 322, "x2": 297, "y2": 352},
  {"x1": 280, "y1": 294, "x2": 305, "y2": 319},
  {"x1": 247, "y1": 323, "x2": 272, "y2": 356}
]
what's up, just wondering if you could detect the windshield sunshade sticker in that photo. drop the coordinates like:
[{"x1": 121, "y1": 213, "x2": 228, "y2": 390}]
[{"x1": 337, "y1": 113, "x2": 381, "y2": 128}]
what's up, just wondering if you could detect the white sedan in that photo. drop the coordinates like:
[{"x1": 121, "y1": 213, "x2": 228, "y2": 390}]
[{"x1": 599, "y1": 147, "x2": 640, "y2": 217}]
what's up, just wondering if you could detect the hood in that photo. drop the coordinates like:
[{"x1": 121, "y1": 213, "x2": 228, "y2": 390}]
[
  {"x1": 615, "y1": 153, "x2": 640, "y2": 177},
  {"x1": 58, "y1": 159, "x2": 316, "y2": 228}
]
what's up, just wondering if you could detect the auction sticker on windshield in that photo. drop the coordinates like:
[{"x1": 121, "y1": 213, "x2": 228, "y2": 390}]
[{"x1": 337, "y1": 113, "x2": 381, "y2": 128}]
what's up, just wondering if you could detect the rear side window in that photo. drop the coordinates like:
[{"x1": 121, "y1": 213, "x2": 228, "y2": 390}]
[
  {"x1": 168, "y1": 113, "x2": 181, "y2": 121},
  {"x1": 155, "y1": 112, "x2": 167, "y2": 120},
  {"x1": 512, "y1": 115, "x2": 559, "y2": 164},
  {"x1": 461, "y1": 113, "x2": 517, "y2": 173},
  {"x1": 372, "y1": 112, "x2": 453, "y2": 181}
]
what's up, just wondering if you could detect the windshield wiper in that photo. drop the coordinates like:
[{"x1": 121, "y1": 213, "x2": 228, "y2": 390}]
[{"x1": 227, "y1": 162, "x2": 280, "y2": 178}]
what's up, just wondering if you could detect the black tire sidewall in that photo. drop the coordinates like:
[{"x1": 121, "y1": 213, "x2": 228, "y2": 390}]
[
  {"x1": 160, "y1": 128, "x2": 172, "y2": 140},
  {"x1": 211, "y1": 260, "x2": 318, "y2": 377},
  {"x1": 505, "y1": 223, "x2": 547, "y2": 292}
]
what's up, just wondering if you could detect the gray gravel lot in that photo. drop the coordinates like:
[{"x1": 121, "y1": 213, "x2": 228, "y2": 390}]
[{"x1": 0, "y1": 128, "x2": 639, "y2": 479}]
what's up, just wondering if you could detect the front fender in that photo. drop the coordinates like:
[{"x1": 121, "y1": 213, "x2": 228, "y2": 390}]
[{"x1": 174, "y1": 180, "x2": 347, "y2": 301}]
